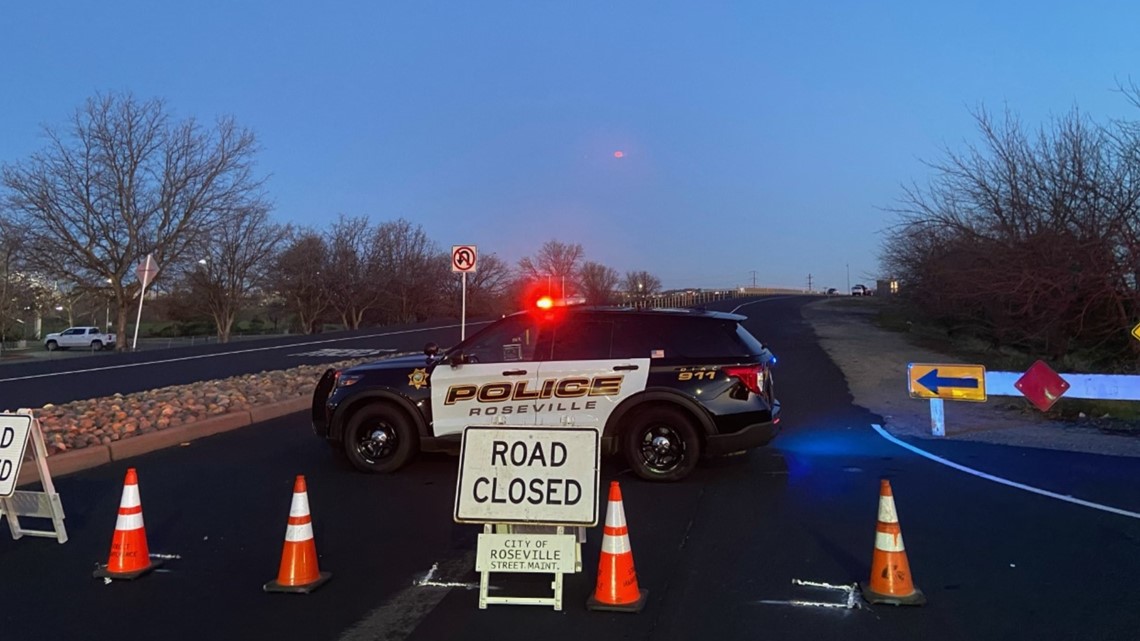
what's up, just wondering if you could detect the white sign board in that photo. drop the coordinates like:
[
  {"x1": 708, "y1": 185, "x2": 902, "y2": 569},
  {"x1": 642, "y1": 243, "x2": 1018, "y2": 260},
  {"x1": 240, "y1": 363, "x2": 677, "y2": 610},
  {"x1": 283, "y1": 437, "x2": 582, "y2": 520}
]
[
  {"x1": 454, "y1": 427, "x2": 600, "y2": 526},
  {"x1": 0, "y1": 414, "x2": 32, "y2": 497},
  {"x1": 451, "y1": 245, "x2": 477, "y2": 273},
  {"x1": 475, "y1": 533, "x2": 577, "y2": 574},
  {"x1": 136, "y1": 253, "x2": 159, "y2": 288}
]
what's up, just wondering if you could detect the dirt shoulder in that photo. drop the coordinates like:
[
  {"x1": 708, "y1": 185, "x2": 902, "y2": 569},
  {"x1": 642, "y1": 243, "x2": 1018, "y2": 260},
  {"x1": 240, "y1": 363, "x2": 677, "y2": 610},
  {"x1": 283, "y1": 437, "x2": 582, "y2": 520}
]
[{"x1": 802, "y1": 298, "x2": 1140, "y2": 458}]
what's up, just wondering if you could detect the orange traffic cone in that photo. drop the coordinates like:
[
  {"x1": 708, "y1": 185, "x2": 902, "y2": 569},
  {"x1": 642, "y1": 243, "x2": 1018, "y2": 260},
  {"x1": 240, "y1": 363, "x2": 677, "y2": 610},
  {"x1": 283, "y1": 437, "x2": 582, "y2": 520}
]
[
  {"x1": 861, "y1": 479, "x2": 925, "y2": 605},
  {"x1": 93, "y1": 468, "x2": 163, "y2": 580},
  {"x1": 264, "y1": 475, "x2": 331, "y2": 594},
  {"x1": 587, "y1": 481, "x2": 648, "y2": 612}
]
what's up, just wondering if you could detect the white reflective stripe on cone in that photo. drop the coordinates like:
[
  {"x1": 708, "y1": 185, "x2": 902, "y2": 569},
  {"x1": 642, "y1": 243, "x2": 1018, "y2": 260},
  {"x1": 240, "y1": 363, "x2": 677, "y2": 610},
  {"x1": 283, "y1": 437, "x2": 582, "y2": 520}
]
[
  {"x1": 114, "y1": 513, "x2": 145, "y2": 531},
  {"x1": 605, "y1": 501, "x2": 627, "y2": 528},
  {"x1": 120, "y1": 484, "x2": 141, "y2": 509},
  {"x1": 285, "y1": 522, "x2": 314, "y2": 542},
  {"x1": 289, "y1": 493, "x2": 311, "y2": 518},
  {"x1": 875, "y1": 530, "x2": 906, "y2": 552},
  {"x1": 601, "y1": 533, "x2": 632, "y2": 555},
  {"x1": 877, "y1": 495, "x2": 899, "y2": 524}
]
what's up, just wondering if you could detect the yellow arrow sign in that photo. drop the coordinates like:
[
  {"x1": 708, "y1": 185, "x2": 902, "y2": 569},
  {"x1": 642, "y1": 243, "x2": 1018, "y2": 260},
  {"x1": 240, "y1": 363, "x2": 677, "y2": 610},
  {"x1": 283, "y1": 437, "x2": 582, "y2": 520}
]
[
  {"x1": 1131, "y1": 322, "x2": 1140, "y2": 342},
  {"x1": 908, "y1": 363, "x2": 987, "y2": 402}
]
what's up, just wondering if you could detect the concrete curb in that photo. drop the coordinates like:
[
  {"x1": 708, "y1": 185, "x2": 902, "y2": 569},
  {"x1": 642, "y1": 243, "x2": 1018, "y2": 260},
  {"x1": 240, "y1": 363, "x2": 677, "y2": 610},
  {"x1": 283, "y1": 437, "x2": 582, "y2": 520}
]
[{"x1": 15, "y1": 396, "x2": 309, "y2": 487}]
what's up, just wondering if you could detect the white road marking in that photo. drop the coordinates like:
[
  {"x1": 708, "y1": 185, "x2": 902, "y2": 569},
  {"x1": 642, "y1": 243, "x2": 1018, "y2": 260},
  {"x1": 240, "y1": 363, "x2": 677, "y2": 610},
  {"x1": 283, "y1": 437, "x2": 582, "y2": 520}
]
[
  {"x1": 0, "y1": 321, "x2": 491, "y2": 384},
  {"x1": 288, "y1": 348, "x2": 398, "y2": 358},
  {"x1": 756, "y1": 579, "x2": 861, "y2": 610},
  {"x1": 871, "y1": 424, "x2": 1140, "y2": 520},
  {"x1": 730, "y1": 296, "x2": 795, "y2": 314},
  {"x1": 338, "y1": 553, "x2": 475, "y2": 641}
]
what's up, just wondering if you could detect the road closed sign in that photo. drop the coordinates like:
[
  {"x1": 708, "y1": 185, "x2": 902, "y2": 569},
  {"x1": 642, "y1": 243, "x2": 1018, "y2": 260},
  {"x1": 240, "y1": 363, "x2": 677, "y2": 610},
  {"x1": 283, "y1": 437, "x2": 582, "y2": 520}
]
[
  {"x1": 454, "y1": 427, "x2": 600, "y2": 526},
  {"x1": 0, "y1": 414, "x2": 32, "y2": 497}
]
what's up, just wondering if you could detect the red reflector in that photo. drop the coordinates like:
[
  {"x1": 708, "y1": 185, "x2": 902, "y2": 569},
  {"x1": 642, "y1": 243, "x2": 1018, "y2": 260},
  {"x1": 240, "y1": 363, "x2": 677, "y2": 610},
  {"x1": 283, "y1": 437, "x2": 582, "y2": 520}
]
[{"x1": 722, "y1": 365, "x2": 764, "y2": 395}]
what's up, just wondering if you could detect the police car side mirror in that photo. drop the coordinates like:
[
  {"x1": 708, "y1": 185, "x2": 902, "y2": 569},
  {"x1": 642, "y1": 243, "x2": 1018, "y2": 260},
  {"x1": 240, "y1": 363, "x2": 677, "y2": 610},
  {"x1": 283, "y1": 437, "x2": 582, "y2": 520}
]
[
  {"x1": 424, "y1": 342, "x2": 439, "y2": 356},
  {"x1": 448, "y1": 351, "x2": 465, "y2": 368}
]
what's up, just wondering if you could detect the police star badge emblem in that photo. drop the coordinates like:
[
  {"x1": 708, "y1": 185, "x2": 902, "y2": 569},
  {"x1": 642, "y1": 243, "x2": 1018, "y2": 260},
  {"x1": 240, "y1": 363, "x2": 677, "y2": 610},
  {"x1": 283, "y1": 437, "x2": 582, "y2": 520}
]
[{"x1": 408, "y1": 368, "x2": 429, "y2": 390}]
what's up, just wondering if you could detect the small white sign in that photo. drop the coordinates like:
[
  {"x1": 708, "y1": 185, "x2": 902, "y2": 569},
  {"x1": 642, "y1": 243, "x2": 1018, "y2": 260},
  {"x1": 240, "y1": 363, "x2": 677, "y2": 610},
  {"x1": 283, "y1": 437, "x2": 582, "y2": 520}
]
[
  {"x1": 475, "y1": 533, "x2": 577, "y2": 574},
  {"x1": 451, "y1": 245, "x2": 477, "y2": 273},
  {"x1": 136, "y1": 253, "x2": 159, "y2": 288},
  {"x1": 454, "y1": 427, "x2": 600, "y2": 526},
  {"x1": 0, "y1": 414, "x2": 32, "y2": 498}
]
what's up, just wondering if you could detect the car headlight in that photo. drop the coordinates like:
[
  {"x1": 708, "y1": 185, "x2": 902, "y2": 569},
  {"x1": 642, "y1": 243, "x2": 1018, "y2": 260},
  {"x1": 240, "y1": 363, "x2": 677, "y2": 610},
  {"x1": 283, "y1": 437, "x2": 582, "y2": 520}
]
[{"x1": 336, "y1": 374, "x2": 365, "y2": 387}]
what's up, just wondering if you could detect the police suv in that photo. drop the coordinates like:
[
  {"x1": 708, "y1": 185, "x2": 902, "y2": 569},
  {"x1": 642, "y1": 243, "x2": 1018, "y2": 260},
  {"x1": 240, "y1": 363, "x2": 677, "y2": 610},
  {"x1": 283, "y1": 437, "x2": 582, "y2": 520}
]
[{"x1": 311, "y1": 303, "x2": 780, "y2": 482}]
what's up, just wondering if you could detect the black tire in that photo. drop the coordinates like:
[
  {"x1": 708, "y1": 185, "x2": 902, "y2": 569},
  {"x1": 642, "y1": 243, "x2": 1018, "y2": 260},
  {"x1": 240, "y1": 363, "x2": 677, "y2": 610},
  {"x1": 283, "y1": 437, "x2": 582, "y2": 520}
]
[
  {"x1": 622, "y1": 406, "x2": 701, "y2": 482},
  {"x1": 45, "y1": 340, "x2": 58, "y2": 351},
  {"x1": 90, "y1": 340, "x2": 103, "y2": 351},
  {"x1": 343, "y1": 404, "x2": 419, "y2": 473}
]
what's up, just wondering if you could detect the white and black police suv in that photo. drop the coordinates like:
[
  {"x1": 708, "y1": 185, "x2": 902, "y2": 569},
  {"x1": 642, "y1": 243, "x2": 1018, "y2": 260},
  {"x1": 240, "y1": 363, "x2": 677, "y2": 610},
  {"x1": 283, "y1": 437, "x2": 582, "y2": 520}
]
[{"x1": 311, "y1": 302, "x2": 780, "y2": 482}]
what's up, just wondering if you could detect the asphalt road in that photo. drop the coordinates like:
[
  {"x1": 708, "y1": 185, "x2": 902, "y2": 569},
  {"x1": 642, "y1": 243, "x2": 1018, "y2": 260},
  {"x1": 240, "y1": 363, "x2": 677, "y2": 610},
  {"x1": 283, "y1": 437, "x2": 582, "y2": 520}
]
[
  {"x1": 2, "y1": 296, "x2": 1138, "y2": 641},
  {"x1": 0, "y1": 318, "x2": 490, "y2": 410}
]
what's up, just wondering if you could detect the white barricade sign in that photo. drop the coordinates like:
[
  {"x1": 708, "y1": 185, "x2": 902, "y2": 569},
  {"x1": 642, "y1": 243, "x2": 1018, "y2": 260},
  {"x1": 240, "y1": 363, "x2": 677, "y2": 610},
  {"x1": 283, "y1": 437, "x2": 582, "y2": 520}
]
[
  {"x1": 0, "y1": 413, "x2": 32, "y2": 497},
  {"x1": 455, "y1": 426, "x2": 599, "y2": 610},
  {"x1": 0, "y1": 410, "x2": 68, "y2": 543},
  {"x1": 454, "y1": 426, "x2": 599, "y2": 526}
]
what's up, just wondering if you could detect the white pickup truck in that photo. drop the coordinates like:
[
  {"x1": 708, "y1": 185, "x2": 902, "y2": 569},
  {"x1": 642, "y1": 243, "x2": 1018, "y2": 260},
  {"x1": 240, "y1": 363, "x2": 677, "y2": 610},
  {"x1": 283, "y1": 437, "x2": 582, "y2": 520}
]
[{"x1": 43, "y1": 326, "x2": 117, "y2": 351}]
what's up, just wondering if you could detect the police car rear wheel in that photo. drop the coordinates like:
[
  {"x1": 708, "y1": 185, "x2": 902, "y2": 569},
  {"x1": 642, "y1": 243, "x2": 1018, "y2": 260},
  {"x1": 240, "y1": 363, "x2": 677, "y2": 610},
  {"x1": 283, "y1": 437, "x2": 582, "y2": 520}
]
[
  {"x1": 623, "y1": 406, "x2": 700, "y2": 482},
  {"x1": 344, "y1": 405, "x2": 418, "y2": 473}
]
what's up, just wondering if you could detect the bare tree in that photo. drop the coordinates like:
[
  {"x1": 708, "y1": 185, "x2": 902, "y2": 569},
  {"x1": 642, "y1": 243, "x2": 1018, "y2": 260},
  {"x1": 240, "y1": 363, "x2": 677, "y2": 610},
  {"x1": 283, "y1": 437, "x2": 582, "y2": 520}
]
[
  {"x1": 0, "y1": 92, "x2": 269, "y2": 349},
  {"x1": 441, "y1": 253, "x2": 515, "y2": 317},
  {"x1": 324, "y1": 216, "x2": 387, "y2": 329},
  {"x1": 273, "y1": 231, "x2": 331, "y2": 334},
  {"x1": 881, "y1": 105, "x2": 1133, "y2": 362},
  {"x1": 517, "y1": 240, "x2": 584, "y2": 297},
  {"x1": 623, "y1": 270, "x2": 662, "y2": 298},
  {"x1": 0, "y1": 216, "x2": 24, "y2": 346},
  {"x1": 376, "y1": 219, "x2": 446, "y2": 324},
  {"x1": 579, "y1": 262, "x2": 619, "y2": 305},
  {"x1": 185, "y1": 207, "x2": 289, "y2": 342}
]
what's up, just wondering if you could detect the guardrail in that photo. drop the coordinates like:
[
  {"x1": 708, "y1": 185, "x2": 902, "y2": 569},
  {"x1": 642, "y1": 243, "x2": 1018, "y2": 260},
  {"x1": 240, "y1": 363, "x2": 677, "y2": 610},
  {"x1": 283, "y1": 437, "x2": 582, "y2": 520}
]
[{"x1": 987, "y1": 371, "x2": 1140, "y2": 402}]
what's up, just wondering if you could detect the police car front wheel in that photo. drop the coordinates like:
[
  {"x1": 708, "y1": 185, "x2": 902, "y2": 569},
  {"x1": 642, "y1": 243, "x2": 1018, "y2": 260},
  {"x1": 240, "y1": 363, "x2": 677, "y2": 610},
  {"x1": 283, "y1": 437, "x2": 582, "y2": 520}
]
[
  {"x1": 344, "y1": 405, "x2": 418, "y2": 473},
  {"x1": 623, "y1": 406, "x2": 701, "y2": 482}
]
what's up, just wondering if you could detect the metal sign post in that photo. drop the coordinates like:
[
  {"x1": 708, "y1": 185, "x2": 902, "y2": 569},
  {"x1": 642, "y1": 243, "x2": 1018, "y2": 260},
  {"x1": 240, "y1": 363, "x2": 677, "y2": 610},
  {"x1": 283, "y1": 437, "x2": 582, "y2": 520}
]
[
  {"x1": 0, "y1": 410, "x2": 67, "y2": 543},
  {"x1": 451, "y1": 245, "x2": 477, "y2": 341},
  {"x1": 131, "y1": 253, "x2": 159, "y2": 351},
  {"x1": 455, "y1": 426, "x2": 599, "y2": 611}
]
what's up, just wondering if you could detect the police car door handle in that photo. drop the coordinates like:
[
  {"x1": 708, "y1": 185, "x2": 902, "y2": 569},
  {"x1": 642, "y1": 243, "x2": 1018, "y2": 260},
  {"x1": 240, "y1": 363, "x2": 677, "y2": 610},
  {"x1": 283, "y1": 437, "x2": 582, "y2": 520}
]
[
  {"x1": 612, "y1": 364, "x2": 639, "y2": 371},
  {"x1": 502, "y1": 369, "x2": 528, "y2": 376}
]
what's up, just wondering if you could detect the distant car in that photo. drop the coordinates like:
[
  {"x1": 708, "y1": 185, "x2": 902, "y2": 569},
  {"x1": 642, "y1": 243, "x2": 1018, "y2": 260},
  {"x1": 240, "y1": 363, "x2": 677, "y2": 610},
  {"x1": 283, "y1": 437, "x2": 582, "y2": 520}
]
[
  {"x1": 43, "y1": 326, "x2": 117, "y2": 351},
  {"x1": 851, "y1": 284, "x2": 868, "y2": 296},
  {"x1": 826, "y1": 288, "x2": 838, "y2": 296}
]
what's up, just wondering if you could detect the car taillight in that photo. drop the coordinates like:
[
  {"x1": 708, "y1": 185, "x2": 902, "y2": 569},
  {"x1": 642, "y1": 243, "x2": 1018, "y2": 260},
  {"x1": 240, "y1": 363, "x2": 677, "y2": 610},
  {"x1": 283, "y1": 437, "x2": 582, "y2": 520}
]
[{"x1": 722, "y1": 364, "x2": 765, "y2": 395}]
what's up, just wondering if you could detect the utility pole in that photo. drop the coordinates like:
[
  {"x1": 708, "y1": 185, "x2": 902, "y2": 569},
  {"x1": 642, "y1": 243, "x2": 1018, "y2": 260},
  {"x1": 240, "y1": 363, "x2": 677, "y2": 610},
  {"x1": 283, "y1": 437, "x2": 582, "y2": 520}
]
[
  {"x1": 807, "y1": 273, "x2": 813, "y2": 292},
  {"x1": 750, "y1": 270, "x2": 757, "y2": 288},
  {"x1": 846, "y1": 263, "x2": 850, "y2": 292}
]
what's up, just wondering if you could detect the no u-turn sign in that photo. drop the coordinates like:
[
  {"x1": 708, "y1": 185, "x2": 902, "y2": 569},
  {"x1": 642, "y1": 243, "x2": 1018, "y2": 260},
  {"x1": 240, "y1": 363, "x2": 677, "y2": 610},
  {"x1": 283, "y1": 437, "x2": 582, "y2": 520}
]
[{"x1": 452, "y1": 245, "x2": 477, "y2": 273}]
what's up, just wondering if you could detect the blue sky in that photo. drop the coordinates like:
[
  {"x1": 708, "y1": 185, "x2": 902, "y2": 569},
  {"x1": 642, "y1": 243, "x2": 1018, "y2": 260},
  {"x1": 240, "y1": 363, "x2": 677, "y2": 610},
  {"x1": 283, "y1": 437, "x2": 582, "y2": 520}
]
[{"x1": 3, "y1": 2, "x2": 1139, "y2": 291}]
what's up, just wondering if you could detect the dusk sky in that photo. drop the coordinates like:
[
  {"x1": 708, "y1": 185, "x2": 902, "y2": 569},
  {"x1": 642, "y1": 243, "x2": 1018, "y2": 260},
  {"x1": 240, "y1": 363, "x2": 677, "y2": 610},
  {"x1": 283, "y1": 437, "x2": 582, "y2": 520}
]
[{"x1": 3, "y1": 2, "x2": 1139, "y2": 291}]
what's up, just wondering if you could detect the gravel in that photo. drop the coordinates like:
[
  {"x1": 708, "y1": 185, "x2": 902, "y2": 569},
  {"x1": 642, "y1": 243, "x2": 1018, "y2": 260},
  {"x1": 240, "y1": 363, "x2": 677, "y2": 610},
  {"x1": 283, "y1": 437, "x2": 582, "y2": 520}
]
[{"x1": 15, "y1": 358, "x2": 373, "y2": 455}]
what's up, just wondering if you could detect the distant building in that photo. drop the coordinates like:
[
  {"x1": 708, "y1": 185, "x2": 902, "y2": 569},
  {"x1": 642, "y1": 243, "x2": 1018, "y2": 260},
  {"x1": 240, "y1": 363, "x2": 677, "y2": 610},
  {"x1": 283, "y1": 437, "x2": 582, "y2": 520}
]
[{"x1": 876, "y1": 279, "x2": 900, "y2": 296}]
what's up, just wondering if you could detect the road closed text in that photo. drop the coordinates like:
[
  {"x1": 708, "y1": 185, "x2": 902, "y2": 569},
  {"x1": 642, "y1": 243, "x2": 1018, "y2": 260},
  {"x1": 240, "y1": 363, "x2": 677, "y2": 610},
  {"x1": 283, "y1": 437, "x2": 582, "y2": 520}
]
[
  {"x1": 454, "y1": 427, "x2": 600, "y2": 526},
  {"x1": 472, "y1": 440, "x2": 582, "y2": 505}
]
